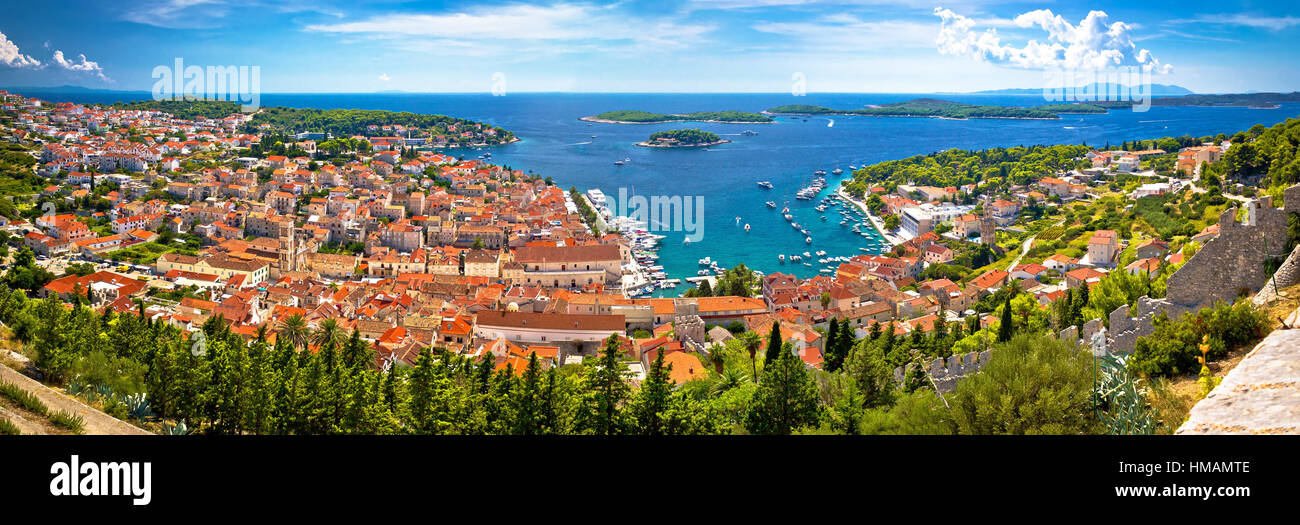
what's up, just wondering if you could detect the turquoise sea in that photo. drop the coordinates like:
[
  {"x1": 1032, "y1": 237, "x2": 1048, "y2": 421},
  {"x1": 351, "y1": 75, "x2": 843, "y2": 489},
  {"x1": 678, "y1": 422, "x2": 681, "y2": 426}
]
[{"x1": 20, "y1": 90, "x2": 1299, "y2": 294}]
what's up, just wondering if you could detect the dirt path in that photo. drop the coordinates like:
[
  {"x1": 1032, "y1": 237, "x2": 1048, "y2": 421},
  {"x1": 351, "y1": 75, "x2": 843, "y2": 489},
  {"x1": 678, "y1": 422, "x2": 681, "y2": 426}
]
[{"x1": 0, "y1": 364, "x2": 151, "y2": 435}]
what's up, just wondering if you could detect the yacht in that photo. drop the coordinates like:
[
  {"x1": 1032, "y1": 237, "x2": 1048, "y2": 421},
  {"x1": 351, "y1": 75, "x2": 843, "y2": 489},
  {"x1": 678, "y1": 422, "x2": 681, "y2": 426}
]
[
  {"x1": 778, "y1": 254, "x2": 785, "y2": 262},
  {"x1": 805, "y1": 237, "x2": 813, "y2": 244},
  {"x1": 766, "y1": 201, "x2": 777, "y2": 208},
  {"x1": 741, "y1": 130, "x2": 758, "y2": 136},
  {"x1": 757, "y1": 181, "x2": 774, "y2": 189},
  {"x1": 698, "y1": 257, "x2": 713, "y2": 266},
  {"x1": 614, "y1": 160, "x2": 625, "y2": 166},
  {"x1": 832, "y1": 168, "x2": 843, "y2": 175}
]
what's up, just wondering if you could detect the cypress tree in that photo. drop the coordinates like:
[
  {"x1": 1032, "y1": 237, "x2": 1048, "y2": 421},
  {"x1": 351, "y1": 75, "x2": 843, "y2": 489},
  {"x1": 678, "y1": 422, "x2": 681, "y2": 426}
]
[
  {"x1": 764, "y1": 320, "x2": 783, "y2": 365},
  {"x1": 997, "y1": 294, "x2": 1014, "y2": 342},
  {"x1": 824, "y1": 318, "x2": 839, "y2": 371}
]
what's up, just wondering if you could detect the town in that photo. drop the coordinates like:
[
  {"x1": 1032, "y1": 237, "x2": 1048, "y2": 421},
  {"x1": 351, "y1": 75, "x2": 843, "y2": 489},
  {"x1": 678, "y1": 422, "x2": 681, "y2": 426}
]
[{"x1": 0, "y1": 89, "x2": 1295, "y2": 437}]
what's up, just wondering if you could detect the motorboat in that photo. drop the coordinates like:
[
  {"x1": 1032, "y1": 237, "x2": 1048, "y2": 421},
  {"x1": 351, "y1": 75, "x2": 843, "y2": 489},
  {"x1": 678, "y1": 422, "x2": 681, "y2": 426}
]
[
  {"x1": 757, "y1": 181, "x2": 773, "y2": 189},
  {"x1": 766, "y1": 201, "x2": 777, "y2": 208},
  {"x1": 744, "y1": 223, "x2": 750, "y2": 232}
]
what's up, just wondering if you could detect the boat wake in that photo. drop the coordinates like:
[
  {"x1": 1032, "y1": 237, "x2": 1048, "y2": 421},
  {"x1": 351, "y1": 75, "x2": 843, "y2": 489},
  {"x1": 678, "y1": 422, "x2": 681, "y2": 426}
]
[{"x1": 569, "y1": 141, "x2": 593, "y2": 146}]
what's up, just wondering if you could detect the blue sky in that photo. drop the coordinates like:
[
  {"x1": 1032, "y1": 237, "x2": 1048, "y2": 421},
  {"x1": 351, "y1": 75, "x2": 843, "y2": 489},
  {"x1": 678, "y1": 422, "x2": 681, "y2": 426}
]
[{"x1": 0, "y1": 0, "x2": 1298, "y2": 93}]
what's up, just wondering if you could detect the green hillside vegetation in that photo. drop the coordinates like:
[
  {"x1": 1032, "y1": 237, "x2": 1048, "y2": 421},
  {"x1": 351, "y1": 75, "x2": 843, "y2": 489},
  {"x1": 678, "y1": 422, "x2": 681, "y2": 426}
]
[
  {"x1": 106, "y1": 100, "x2": 516, "y2": 143},
  {"x1": 644, "y1": 128, "x2": 722, "y2": 146},
  {"x1": 1097, "y1": 91, "x2": 1300, "y2": 109},
  {"x1": 591, "y1": 110, "x2": 772, "y2": 123}
]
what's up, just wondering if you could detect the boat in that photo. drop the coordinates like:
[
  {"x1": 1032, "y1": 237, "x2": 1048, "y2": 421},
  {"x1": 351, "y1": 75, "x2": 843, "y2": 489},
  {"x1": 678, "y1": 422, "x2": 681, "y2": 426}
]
[
  {"x1": 614, "y1": 160, "x2": 625, "y2": 166},
  {"x1": 784, "y1": 214, "x2": 793, "y2": 221},
  {"x1": 697, "y1": 270, "x2": 709, "y2": 276},
  {"x1": 782, "y1": 207, "x2": 790, "y2": 214},
  {"x1": 803, "y1": 252, "x2": 811, "y2": 258},
  {"x1": 698, "y1": 257, "x2": 712, "y2": 266},
  {"x1": 832, "y1": 168, "x2": 843, "y2": 175},
  {"x1": 592, "y1": 135, "x2": 597, "y2": 139},
  {"x1": 778, "y1": 254, "x2": 785, "y2": 262},
  {"x1": 816, "y1": 250, "x2": 826, "y2": 256},
  {"x1": 683, "y1": 237, "x2": 690, "y2": 244},
  {"x1": 805, "y1": 237, "x2": 812, "y2": 244},
  {"x1": 800, "y1": 229, "x2": 810, "y2": 235},
  {"x1": 744, "y1": 223, "x2": 750, "y2": 232},
  {"x1": 757, "y1": 181, "x2": 773, "y2": 189},
  {"x1": 814, "y1": 170, "x2": 827, "y2": 176},
  {"x1": 766, "y1": 201, "x2": 777, "y2": 208},
  {"x1": 741, "y1": 130, "x2": 758, "y2": 136}
]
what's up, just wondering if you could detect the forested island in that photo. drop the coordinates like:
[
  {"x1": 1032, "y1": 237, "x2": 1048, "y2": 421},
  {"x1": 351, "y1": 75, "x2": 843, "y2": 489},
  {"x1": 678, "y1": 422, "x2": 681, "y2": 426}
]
[
  {"x1": 1095, "y1": 91, "x2": 1300, "y2": 110},
  {"x1": 106, "y1": 100, "x2": 518, "y2": 146},
  {"x1": 583, "y1": 110, "x2": 773, "y2": 124},
  {"x1": 637, "y1": 128, "x2": 729, "y2": 148},
  {"x1": 766, "y1": 98, "x2": 1072, "y2": 119}
]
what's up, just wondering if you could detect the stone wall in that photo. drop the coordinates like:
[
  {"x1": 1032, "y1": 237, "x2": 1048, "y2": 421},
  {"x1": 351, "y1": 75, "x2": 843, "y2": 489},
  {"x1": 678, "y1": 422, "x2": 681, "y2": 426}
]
[
  {"x1": 1166, "y1": 186, "x2": 1299, "y2": 310},
  {"x1": 1253, "y1": 244, "x2": 1300, "y2": 307},
  {"x1": 1176, "y1": 326, "x2": 1300, "y2": 435},
  {"x1": 1064, "y1": 184, "x2": 1300, "y2": 354},
  {"x1": 893, "y1": 350, "x2": 993, "y2": 393}
]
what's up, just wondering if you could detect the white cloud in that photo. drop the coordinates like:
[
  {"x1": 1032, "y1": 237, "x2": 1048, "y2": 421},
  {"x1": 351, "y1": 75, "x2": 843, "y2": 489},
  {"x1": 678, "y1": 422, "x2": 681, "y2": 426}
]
[
  {"x1": 935, "y1": 7, "x2": 1172, "y2": 73},
  {"x1": 0, "y1": 31, "x2": 41, "y2": 68},
  {"x1": 752, "y1": 15, "x2": 938, "y2": 50},
  {"x1": 123, "y1": 0, "x2": 342, "y2": 29},
  {"x1": 51, "y1": 50, "x2": 110, "y2": 81},
  {"x1": 378, "y1": 73, "x2": 390, "y2": 81},
  {"x1": 304, "y1": 3, "x2": 715, "y2": 51},
  {"x1": 1169, "y1": 14, "x2": 1300, "y2": 31}
]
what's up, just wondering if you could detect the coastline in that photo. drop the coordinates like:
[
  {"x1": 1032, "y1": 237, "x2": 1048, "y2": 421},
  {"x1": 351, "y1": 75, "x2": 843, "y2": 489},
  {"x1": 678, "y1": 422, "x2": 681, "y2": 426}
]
[
  {"x1": 580, "y1": 116, "x2": 773, "y2": 125},
  {"x1": 836, "y1": 186, "x2": 906, "y2": 246},
  {"x1": 635, "y1": 139, "x2": 732, "y2": 148},
  {"x1": 766, "y1": 111, "x2": 1060, "y2": 121}
]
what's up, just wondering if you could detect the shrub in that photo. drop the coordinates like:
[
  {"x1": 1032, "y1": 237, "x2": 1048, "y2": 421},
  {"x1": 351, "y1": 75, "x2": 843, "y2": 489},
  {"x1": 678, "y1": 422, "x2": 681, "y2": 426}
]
[
  {"x1": 0, "y1": 418, "x2": 19, "y2": 435},
  {"x1": 1128, "y1": 301, "x2": 1268, "y2": 377}
]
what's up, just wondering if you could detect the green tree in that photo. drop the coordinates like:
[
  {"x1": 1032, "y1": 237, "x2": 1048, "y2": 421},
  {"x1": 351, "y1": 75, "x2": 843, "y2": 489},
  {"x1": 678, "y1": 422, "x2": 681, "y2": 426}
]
[
  {"x1": 744, "y1": 348, "x2": 821, "y2": 435},
  {"x1": 763, "y1": 321, "x2": 783, "y2": 366}
]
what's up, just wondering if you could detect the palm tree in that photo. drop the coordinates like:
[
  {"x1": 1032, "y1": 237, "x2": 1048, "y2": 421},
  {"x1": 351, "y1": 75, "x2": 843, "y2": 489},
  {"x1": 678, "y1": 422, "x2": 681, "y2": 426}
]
[
  {"x1": 277, "y1": 313, "x2": 310, "y2": 351},
  {"x1": 737, "y1": 331, "x2": 763, "y2": 381},
  {"x1": 709, "y1": 368, "x2": 750, "y2": 397},
  {"x1": 707, "y1": 344, "x2": 726, "y2": 374},
  {"x1": 312, "y1": 318, "x2": 346, "y2": 352}
]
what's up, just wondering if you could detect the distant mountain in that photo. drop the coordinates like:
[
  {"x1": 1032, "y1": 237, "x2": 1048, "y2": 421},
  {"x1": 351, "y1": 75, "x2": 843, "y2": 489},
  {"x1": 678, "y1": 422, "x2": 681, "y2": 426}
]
[{"x1": 968, "y1": 84, "x2": 1194, "y2": 97}]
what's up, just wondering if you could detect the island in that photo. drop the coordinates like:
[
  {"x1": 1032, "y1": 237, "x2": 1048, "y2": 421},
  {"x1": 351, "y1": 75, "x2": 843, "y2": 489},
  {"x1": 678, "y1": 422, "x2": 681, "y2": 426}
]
[
  {"x1": 765, "y1": 99, "x2": 1066, "y2": 119},
  {"x1": 636, "y1": 128, "x2": 730, "y2": 148},
  {"x1": 582, "y1": 110, "x2": 773, "y2": 124},
  {"x1": 106, "y1": 99, "x2": 518, "y2": 147}
]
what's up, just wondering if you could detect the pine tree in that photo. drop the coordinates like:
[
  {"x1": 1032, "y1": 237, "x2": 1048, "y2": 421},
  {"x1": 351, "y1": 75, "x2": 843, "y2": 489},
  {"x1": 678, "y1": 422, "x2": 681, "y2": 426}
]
[
  {"x1": 512, "y1": 353, "x2": 543, "y2": 435},
  {"x1": 634, "y1": 349, "x2": 673, "y2": 435},
  {"x1": 587, "y1": 334, "x2": 630, "y2": 435},
  {"x1": 745, "y1": 349, "x2": 821, "y2": 435}
]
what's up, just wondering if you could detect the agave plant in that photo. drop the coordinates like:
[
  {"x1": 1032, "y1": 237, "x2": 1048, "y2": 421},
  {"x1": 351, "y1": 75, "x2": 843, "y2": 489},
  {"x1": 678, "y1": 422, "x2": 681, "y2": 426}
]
[
  {"x1": 1093, "y1": 353, "x2": 1158, "y2": 435},
  {"x1": 124, "y1": 393, "x2": 154, "y2": 421},
  {"x1": 163, "y1": 421, "x2": 191, "y2": 435}
]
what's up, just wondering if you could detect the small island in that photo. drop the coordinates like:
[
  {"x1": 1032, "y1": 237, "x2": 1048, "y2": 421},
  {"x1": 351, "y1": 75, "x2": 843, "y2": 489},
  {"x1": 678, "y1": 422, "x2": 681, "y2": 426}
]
[
  {"x1": 583, "y1": 110, "x2": 773, "y2": 124},
  {"x1": 766, "y1": 98, "x2": 1070, "y2": 120},
  {"x1": 636, "y1": 128, "x2": 730, "y2": 148}
]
